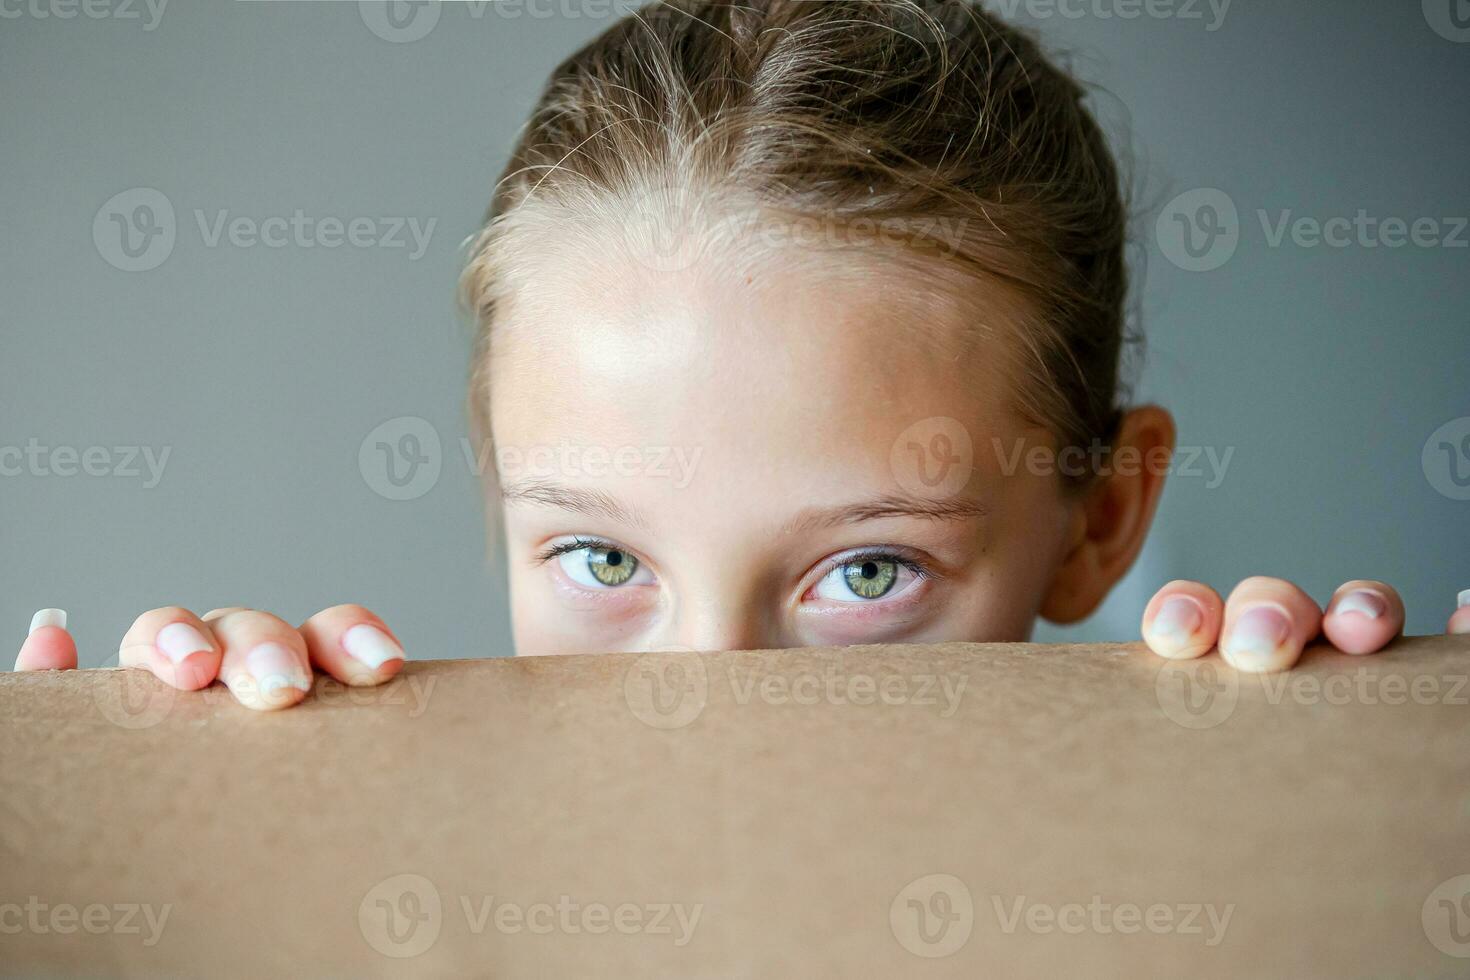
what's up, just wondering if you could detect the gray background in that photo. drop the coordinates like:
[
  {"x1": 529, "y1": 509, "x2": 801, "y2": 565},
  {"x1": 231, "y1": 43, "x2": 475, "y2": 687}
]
[{"x1": 2, "y1": 1, "x2": 1466, "y2": 663}]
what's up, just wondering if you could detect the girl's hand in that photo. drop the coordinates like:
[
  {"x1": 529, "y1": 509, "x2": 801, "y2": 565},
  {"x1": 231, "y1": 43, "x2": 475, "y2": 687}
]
[
  {"x1": 13, "y1": 605, "x2": 404, "y2": 711},
  {"x1": 1142, "y1": 578, "x2": 1470, "y2": 673}
]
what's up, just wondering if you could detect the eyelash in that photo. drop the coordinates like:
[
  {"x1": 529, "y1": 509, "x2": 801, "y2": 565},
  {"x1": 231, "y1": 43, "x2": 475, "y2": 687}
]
[
  {"x1": 815, "y1": 548, "x2": 933, "y2": 588},
  {"x1": 533, "y1": 535, "x2": 628, "y2": 566}
]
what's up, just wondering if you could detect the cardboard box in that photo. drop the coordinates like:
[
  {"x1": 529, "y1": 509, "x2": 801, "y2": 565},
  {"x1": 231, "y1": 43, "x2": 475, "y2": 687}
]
[{"x1": 3, "y1": 634, "x2": 1469, "y2": 977}]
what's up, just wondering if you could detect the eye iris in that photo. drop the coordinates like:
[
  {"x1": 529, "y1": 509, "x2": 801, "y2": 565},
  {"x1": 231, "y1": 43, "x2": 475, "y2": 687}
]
[
  {"x1": 588, "y1": 548, "x2": 635, "y2": 586},
  {"x1": 844, "y1": 559, "x2": 897, "y2": 599}
]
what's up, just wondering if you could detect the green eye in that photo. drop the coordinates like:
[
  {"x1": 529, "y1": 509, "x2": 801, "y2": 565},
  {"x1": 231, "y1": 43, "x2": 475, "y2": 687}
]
[
  {"x1": 588, "y1": 547, "x2": 636, "y2": 587},
  {"x1": 843, "y1": 559, "x2": 898, "y2": 599}
]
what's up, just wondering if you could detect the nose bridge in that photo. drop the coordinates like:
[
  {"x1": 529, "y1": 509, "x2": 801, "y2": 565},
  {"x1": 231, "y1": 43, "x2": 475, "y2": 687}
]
[
  {"x1": 669, "y1": 578, "x2": 774, "y2": 653},
  {"x1": 676, "y1": 606, "x2": 770, "y2": 654}
]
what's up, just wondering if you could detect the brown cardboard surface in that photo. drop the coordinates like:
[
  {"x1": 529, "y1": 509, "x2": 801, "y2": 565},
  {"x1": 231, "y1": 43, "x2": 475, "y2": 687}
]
[{"x1": 2, "y1": 634, "x2": 1469, "y2": 978}]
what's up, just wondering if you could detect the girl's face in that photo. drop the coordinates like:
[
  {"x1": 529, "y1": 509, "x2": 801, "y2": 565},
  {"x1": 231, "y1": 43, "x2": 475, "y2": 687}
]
[{"x1": 490, "y1": 246, "x2": 1080, "y2": 656}]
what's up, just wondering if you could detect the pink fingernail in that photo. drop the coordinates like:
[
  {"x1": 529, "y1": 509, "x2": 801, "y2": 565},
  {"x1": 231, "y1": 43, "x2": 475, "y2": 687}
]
[
  {"x1": 156, "y1": 622, "x2": 213, "y2": 664},
  {"x1": 246, "y1": 643, "x2": 312, "y2": 698},
  {"x1": 1225, "y1": 605, "x2": 1291, "y2": 661},
  {"x1": 1335, "y1": 589, "x2": 1386, "y2": 620},
  {"x1": 342, "y1": 625, "x2": 404, "y2": 669},
  {"x1": 1151, "y1": 596, "x2": 1204, "y2": 640}
]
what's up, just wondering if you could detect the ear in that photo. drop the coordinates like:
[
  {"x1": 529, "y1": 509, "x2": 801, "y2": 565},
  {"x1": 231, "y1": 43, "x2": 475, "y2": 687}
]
[{"x1": 1040, "y1": 405, "x2": 1176, "y2": 624}]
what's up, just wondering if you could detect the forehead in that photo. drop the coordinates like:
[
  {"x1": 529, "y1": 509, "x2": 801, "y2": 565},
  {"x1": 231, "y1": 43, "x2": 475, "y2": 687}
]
[{"x1": 492, "y1": 245, "x2": 1018, "y2": 446}]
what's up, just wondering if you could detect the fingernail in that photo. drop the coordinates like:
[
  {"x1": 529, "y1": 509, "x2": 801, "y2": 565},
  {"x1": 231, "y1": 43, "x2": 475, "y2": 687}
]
[
  {"x1": 246, "y1": 643, "x2": 312, "y2": 698},
  {"x1": 1225, "y1": 605, "x2": 1291, "y2": 660},
  {"x1": 1335, "y1": 589, "x2": 1386, "y2": 620},
  {"x1": 342, "y1": 625, "x2": 404, "y2": 669},
  {"x1": 1151, "y1": 596, "x2": 1203, "y2": 640},
  {"x1": 29, "y1": 608, "x2": 67, "y2": 634},
  {"x1": 1453, "y1": 590, "x2": 1470, "y2": 635},
  {"x1": 156, "y1": 622, "x2": 214, "y2": 664}
]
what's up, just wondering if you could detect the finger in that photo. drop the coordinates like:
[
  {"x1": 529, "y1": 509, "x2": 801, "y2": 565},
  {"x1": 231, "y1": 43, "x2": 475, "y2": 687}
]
[
  {"x1": 1141, "y1": 581, "x2": 1224, "y2": 660},
  {"x1": 298, "y1": 605, "x2": 405, "y2": 687},
  {"x1": 1321, "y1": 580, "x2": 1404, "y2": 654},
  {"x1": 119, "y1": 607, "x2": 223, "y2": 690},
  {"x1": 208, "y1": 609, "x2": 313, "y2": 711},
  {"x1": 15, "y1": 609, "x2": 78, "y2": 671},
  {"x1": 1450, "y1": 589, "x2": 1470, "y2": 635},
  {"x1": 1219, "y1": 577, "x2": 1324, "y2": 674}
]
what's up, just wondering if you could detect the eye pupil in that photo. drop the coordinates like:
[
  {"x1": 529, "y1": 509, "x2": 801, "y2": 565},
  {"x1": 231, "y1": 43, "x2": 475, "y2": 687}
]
[
  {"x1": 585, "y1": 547, "x2": 637, "y2": 587},
  {"x1": 843, "y1": 558, "x2": 897, "y2": 599}
]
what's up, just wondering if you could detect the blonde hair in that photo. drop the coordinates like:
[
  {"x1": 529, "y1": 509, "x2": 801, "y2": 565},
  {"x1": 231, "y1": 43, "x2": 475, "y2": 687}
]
[{"x1": 462, "y1": 0, "x2": 1132, "y2": 484}]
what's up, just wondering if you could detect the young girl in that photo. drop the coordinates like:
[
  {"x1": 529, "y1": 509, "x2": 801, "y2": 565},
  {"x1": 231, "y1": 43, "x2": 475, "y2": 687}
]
[{"x1": 16, "y1": 0, "x2": 1470, "y2": 709}]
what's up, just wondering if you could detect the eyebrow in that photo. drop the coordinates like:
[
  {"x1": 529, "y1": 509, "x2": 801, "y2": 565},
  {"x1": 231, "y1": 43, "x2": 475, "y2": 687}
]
[
  {"x1": 500, "y1": 481, "x2": 987, "y2": 534},
  {"x1": 782, "y1": 494, "x2": 991, "y2": 534},
  {"x1": 499, "y1": 481, "x2": 649, "y2": 530}
]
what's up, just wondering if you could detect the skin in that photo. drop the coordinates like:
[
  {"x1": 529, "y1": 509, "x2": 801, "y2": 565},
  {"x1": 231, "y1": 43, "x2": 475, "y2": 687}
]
[{"x1": 14, "y1": 232, "x2": 1467, "y2": 707}]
